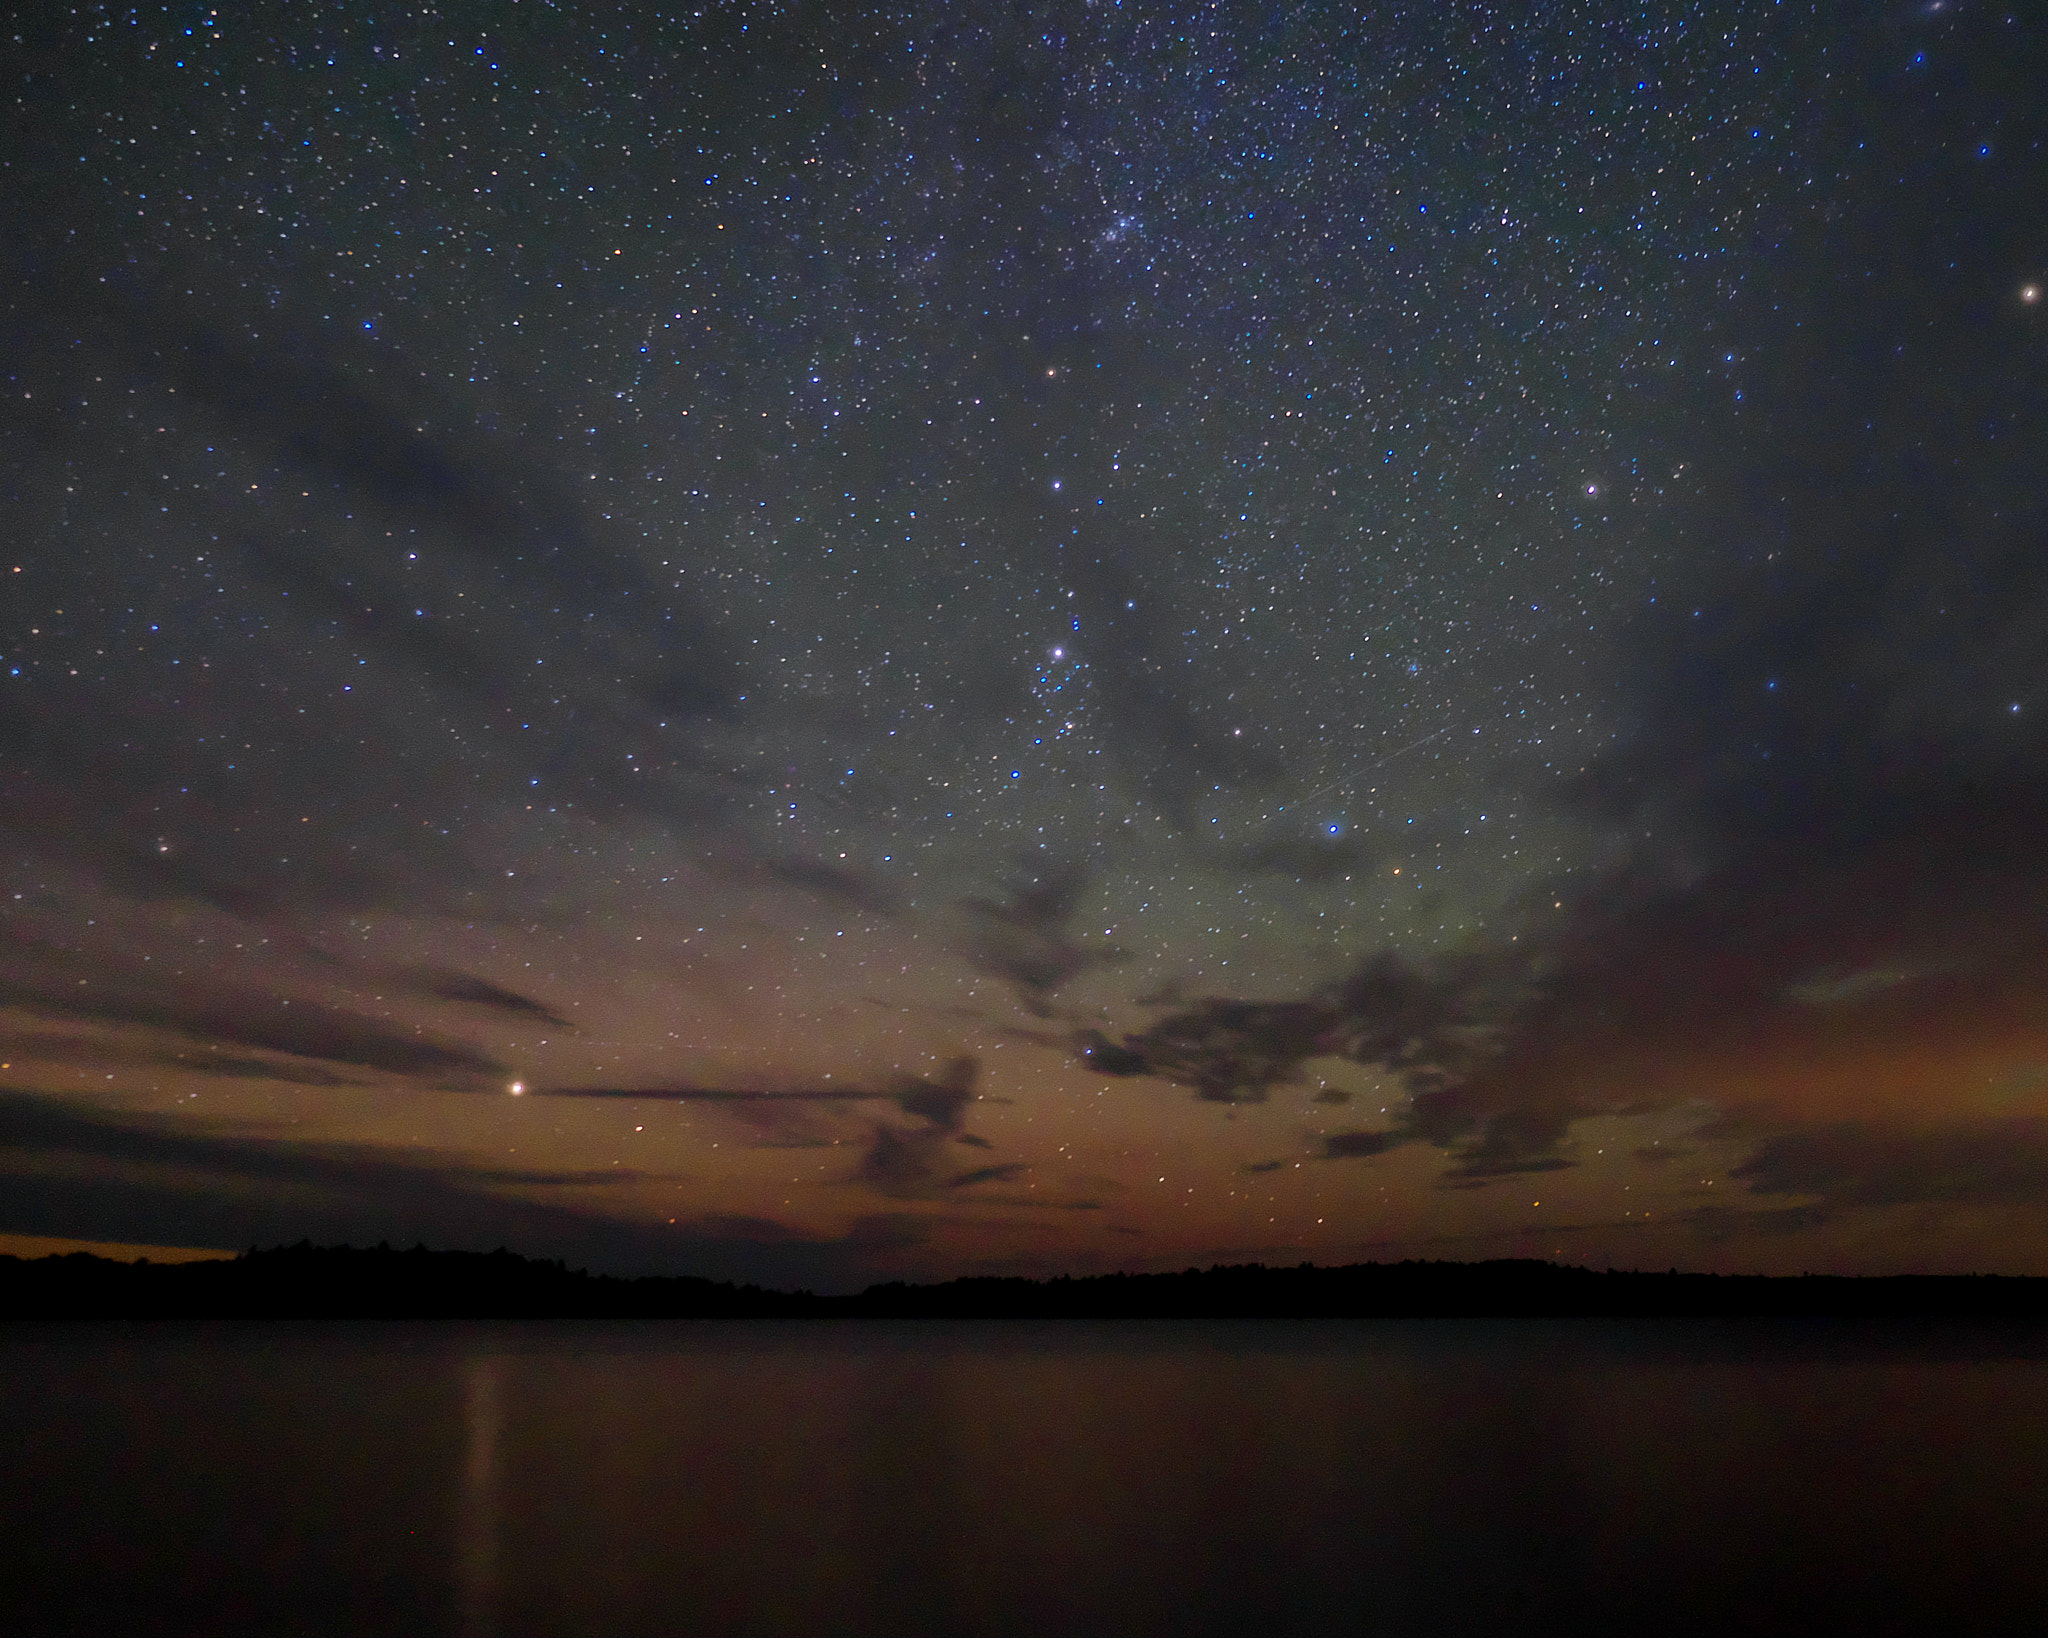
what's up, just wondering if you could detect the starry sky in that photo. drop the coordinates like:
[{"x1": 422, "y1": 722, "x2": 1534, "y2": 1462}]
[{"x1": 3, "y1": 0, "x2": 2046, "y2": 1287}]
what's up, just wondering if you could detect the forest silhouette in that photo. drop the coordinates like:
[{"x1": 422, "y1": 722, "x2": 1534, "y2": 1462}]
[{"x1": 6, "y1": 1243, "x2": 2048, "y2": 1321}]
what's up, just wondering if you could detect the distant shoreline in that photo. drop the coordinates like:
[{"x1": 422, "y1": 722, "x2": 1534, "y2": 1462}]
[{"x1": 5, "y1": 1243, "x2": 2047, "y2": 1321}]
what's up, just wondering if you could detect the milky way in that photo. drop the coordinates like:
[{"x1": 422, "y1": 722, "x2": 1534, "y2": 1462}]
[{"x1": 4, "y1": 2, "x2": 2046, "y2": 1284}]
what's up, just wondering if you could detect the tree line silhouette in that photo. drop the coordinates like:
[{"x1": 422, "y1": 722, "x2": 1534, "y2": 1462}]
[{"x1": 5, "y1": 1242, "x2": 2048, "y2": 1320}]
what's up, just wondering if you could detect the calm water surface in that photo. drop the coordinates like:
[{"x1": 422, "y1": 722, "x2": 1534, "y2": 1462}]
[{"x1": 5, "y1": 1319, "x2": 2046, "y2": 1636}]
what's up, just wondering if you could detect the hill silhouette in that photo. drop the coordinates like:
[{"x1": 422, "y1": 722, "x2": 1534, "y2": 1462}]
[{"x1": 5, "y1": 1243, "x2": 2048, "y2": 1321}]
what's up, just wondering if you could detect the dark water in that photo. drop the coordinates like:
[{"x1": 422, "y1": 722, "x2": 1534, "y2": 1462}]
[{"x1": 6, "y1": 1321, "x2": 2047, "y2": 1637}]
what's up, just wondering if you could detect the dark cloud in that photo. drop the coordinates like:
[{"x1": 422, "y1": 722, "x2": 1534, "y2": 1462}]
[
  {"x1": 1397, "y1": 491, "x2": 2048, "y2": 1178},
  {"x1": 855, "y1": 1124, "x2": 951, "y2": 1195},
  {"x1": 1072, "y1": 950, "x2": 1509, "y2": 1109},
  {"x1": 1068, "y1": 947, "x2": 1583, "y2": 1180},
  {"x1": 994, "y1": 1025, "x2": 1073, "y2": 1051},
  {"x1": 1072, "y1": 486, "x2": 2048, "y2": 1195},
  {"x1": 947, "y1": 1163, "x2": 1029, "y2": 1188},
  {"x1": 102, "y1": 272, "x2": 740, "y2": 725},
  {"x1": 540, "y1": 1065, "x2": 998, "y2": 1201},
  {"x1": 1019, "y1": 79, "x2": 2048, "y2": 1209},
  {"x1": 1074, "y1": 1031, "x2": 1148, "y2": 1076},
  {"x1": 0, "y1": 1034, "x2": 360, "y2": 1087},
  {"x1": 1444, "y1": 1153, "x2": 1573, "y2": 1181},
  {"x1": 959, "y1": 856, "x2": 1122, "y2": 1015},
  {"x1": 465, "y1": 1167, "x2": 672, "y2": 1187},
  {"x1": 407, "y1": 970, "x2": 574, "y2": 1029},
  {"x1": 1730, "y1": 1121, "x2": 2048, "y2": 1211},
  {"x1": 0, "y1": 266, "x2": 750, "y2": 920},
  {"x1": 537, "y1": 1085, "x2": 885, "y2": 1104},
  {"x1": 0, "y1": 968, "x2": 503, "y2": 1082},
  {"x1": 855, "y1": 1058, "x2": 999, "y2": 1199},
  {"x1": 540, "y1": 1077, "x2": 947, "y2": 1164},
  {"x1": 152, "y1": 1054, "x2": 360, "y2": 1087},
  {"x1": 896, "y1": 1055, "x2": 978, "y2": 1129},
  {"x1": 0, "y1": 694, "x2": 489, "y2": 918},
  {"x1": 760, "y1": 857, "x2": 903, "y2": 916},
  {"x1": 1232, "y1": 829, "x2": 1379, "y2": 882},
  {"x1": 1321, "y1": 1130, "x2": 1402, "y2": 1161},
  {"x1": 1420, "y1": 1102, "x2": 1578, "y2": 1183},
  {"x1": 1579, "y1": 531, "x2": 2048, "y2": 891},
  {"x1": 1120, "y1": 998, "x2": 1342, "y2": 1104},
  {"x1": 0, "y1": 1088, "x2": 875, "y2": 1286},
  {"x1": 1064, "y1": 543, "x2": 1283, "y2": 816}
]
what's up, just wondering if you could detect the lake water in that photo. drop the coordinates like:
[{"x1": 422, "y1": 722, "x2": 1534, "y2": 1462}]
[{"x1": 5, "y1": 1320, "x2": 2046, "y2": 1636}]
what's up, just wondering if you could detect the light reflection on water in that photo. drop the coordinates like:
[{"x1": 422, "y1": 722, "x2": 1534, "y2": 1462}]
[
  {"x1": 5, "y1": 1319, "x2": 2048, "y2": 1637},
  {"x1": 459, "y1": 1357, "x2": 501, "y2": 1638}
]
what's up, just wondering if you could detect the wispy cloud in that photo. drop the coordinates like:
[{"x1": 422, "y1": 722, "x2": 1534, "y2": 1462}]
[
  {"x1": 404, "y1": 969, "x2": 574, "y2": 1029},
  {"x1": 0, "y1": 1088, "x2": 890, "y2": 1287},
  {"x1": 958, "y1": 856, "x2": 1122, "y2": 1016},
  {"x1": 0, "y1": 968, "x2": 503, "y2": 1081}
]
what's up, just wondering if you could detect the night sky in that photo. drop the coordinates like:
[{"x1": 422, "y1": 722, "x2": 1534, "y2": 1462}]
[{"x1": 4, "y1": 1, "x2": 2046, "y2": 1287}]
